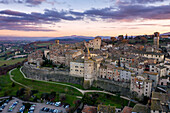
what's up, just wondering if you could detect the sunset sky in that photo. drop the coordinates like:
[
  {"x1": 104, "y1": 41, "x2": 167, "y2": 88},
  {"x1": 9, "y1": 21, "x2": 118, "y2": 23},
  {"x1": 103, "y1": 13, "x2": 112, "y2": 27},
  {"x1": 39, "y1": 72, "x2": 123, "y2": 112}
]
[{"x1": 0, "y1": 0, "x2": 170, "y2": 38}]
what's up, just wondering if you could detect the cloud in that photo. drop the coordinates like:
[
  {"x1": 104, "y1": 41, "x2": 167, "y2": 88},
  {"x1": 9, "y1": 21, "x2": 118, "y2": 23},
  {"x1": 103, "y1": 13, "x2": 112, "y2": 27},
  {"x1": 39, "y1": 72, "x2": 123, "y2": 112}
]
[
  {"x1": 0, "y1": 22, "x2": 55, "y2": 31},
  {"x1": 0, "y1": 9, "x2": 82, "y2": 31},
  {"x1": 0, "y1": 3, "x2": 170, "y2": 31},
  {"x1": 0, "y1": 0, "x2": 46, "y2": 6},
  {"x1": 26, "y1": 0, "x2": 46, "y2": 5},
  {"x1": 70, "y1": 4, "x2": 170, "y2": 21},
  {"x1": 116, "y1": 0, "x2": 165, "y2": 5}
]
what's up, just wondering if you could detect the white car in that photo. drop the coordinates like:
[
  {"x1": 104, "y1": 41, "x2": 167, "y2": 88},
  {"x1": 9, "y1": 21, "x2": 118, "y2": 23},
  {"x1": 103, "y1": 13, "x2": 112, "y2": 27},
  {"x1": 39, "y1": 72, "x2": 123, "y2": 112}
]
[
  {"x1": 55, "y1": 102, "x2": 61, "y2": 107},
  {"x1": 53, "y1": 109, "x2": 58, "y2": 113},
  {"x1": 65, "y1": 105, "x2": 69, "y2": 109}
]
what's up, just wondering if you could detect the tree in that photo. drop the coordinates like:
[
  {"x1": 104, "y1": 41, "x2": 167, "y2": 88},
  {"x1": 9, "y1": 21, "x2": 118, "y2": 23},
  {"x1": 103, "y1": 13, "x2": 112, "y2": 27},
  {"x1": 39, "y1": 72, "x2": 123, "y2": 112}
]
[
  {"x1": 125, "y1": 34, "x2": 128, "y2": 39},
  {"x1": 24, "y1": 88, "x2": 31, "y2": 100},
  {"x1": 59, "y1": 94, "x2": 66, "y2": 101},
  {"x1": 110, "y1": 37, "x2": 116, "y2": 42},
  {"x1": 121, "y1": 39, "x2": 128, "y2": 43},
  {"x1": 12, "y1": 82, "x2": 15, "y2": 87},
  {"x1": 140, "y1": 37, "x2": 147, "y2": 43},
  {"x1": 118, "y1": 35, "x2": 124, "y2": 41},
  {"x1": 83, "y1": 80, "x2": 90, "y2": 89}
]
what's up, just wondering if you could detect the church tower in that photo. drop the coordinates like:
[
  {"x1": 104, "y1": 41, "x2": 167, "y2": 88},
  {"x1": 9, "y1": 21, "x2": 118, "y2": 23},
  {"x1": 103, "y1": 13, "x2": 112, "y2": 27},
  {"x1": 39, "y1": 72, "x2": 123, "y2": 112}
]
[
  {"x1": 154, "y1": 32, "x2": 160, "y2": 49},
  {"x1": 83, "y1": 42, "x2": 95, "y2": 88}
]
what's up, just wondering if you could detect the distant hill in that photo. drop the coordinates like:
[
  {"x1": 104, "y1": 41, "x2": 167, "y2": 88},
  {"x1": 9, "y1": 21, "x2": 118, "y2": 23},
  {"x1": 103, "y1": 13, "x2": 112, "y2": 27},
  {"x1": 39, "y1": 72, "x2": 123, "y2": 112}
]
[
  {"x1": 0, "y1": 35, "x2": 111, "y2": 42},
  {"x1": 161, "y1": 32, "x2": 170, "y2": 36},
  {"x1": 49, "y1": 35, "x2": 94, "y2": 44}
]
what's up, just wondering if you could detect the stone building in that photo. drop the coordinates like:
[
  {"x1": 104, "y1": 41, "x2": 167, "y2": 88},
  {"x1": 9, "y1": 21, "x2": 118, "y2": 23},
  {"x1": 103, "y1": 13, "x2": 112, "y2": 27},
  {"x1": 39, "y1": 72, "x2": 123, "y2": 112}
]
[
  {"x1": 28, "y1": 50, "x2": 43, "y2": 66},
  {"x1": 99, "y1": 65, "x2": 122, "y2": 81},
  {"x1": 97, "y1": 105, "x2": 115, "y2": 113},
  {"x1": 120, "y1": 69, "x2": 135, "y2": 82},
  {"x1": 143, "y1": 71, "x2": 159, "y2": 88},
  {"x1": 130, "y1": 75, "x2": 152, "y2": 97},
  {"x1": 70, "y1": 45, "x2": 103, "y2": 85},
  {"x1": 149, "y1": 64, "x2": 167, "y2": 77},
  {"x1": 65, "y1": 49, "x2": 84, "y2": 66},
  {"x1": 85, "y1": 37, "x2": 102, "y2": 50},
  {"x1": 154, "y1": 32, "x2": 160, "y2": 49},
  {"x1": 151, "y1": 92, "x2": 169, "y2": 113},
  {"x1": 127, "y1": 51, "x2": 165, "y2": 63},
  {"x1": 70, "y1": 59, "x2": 84, "y2": 77},
  {"x1": 82, "y1": 105, "x2": 97, "y2": 113}
]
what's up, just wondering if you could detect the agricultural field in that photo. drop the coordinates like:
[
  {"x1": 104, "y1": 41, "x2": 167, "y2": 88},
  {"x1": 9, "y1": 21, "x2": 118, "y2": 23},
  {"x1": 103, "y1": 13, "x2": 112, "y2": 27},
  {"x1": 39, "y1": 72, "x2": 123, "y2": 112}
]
[{"x1": 0, "y1": 58, "x2": 26, "y2": 66}]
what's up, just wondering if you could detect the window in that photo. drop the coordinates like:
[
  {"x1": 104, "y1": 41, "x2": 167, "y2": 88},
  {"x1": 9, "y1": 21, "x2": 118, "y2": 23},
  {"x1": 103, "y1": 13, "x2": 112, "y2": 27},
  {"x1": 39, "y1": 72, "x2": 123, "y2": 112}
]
[
  {"x1": 75, "y1": 69, "x2": 78, "y2": 71},
  {"x1": 146, "y1": 89, "x2": 147, "y2": 91},
  {"x1": 161, "y1": 82, "x2": 163, "y2": 85},
  {"x1": 75, "y1": 66, "x2": 78, "y2": 68}
]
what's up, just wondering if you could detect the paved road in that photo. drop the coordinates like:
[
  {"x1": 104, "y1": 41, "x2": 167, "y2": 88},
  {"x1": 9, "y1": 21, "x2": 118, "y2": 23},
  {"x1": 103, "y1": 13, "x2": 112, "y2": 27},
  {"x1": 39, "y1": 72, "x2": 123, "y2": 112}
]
[
  {"x1": 1, "y1": 97, "x2": 66, "y2": 113},
  {"x1": 9, "y1": 68, "x2": 30, "y2": 89},
  {"x1": 9, "y1": 67, "x2": 134, "y2": 102}
]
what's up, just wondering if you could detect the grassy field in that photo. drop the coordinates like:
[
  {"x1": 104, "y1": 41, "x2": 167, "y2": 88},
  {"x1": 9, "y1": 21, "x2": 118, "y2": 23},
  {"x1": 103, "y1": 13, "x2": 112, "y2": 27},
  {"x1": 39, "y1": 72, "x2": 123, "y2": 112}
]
[
  {"x1": 84, "y1": 92, "x2": 135, "y2": 108},
  {"x1": 0, "y1": 73, "x2": 23, "y2": 97},
  {"x1": 11, "y1": 68, "x2": 82, "y2": 106},
  {"x1": 35, "y1": 43, "x2": 52, "y2": 47},
  {"x1": 0, "y1": 58, "x2": 26, "y2": 66}
]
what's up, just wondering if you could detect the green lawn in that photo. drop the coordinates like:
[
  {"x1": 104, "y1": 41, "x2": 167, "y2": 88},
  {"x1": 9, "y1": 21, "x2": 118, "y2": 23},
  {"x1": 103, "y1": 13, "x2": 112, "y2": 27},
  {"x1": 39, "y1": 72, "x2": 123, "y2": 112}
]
[
  {"x1": 84, "y1": 92, "x2": 135, "y2": 108},
  {"x1": 11, "y1": 68, "x2": 82, "y2": 107},
  {"x1": 0, "y1": 73, "x2": 23, "y2": 97},
  {"x1": 35, "y1": 43, "x2": 52, "y2": 47},
  {"x1": 0, "y1": 58, "x2": 26, "y2": 66}
]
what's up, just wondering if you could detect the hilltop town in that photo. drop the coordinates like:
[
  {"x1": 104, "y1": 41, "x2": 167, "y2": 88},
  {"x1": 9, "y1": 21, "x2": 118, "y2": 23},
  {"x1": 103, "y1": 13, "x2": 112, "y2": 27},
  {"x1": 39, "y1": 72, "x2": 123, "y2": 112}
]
[{"x1": 25, "y1": 32, "x2": 170, "y2": 113}]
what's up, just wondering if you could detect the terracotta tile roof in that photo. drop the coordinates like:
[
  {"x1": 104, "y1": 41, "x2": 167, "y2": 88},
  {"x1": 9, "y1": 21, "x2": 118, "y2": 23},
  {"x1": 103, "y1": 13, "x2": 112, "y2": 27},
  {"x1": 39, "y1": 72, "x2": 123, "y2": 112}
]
[
  {"x1": 82, "y1": 105, "x2": 97, "y2": 113},
  {"x1": 121, "y1": 106, "x2": 132, "y2": 113}
]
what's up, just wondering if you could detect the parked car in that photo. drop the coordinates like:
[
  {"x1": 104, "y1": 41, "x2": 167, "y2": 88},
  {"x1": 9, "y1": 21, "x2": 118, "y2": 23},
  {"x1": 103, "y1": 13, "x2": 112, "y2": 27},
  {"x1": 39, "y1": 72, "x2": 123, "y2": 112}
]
[
  {"x1": 55, "y1": 102, "x2": 61, "y2": 107},
  {"x1": 53, "y1": 109, "x2": 58, "y2": 113},
  {"x1": 3, "y1": 103, "x2": 7, "y2": 106},
  {"x1": 65, "y1": 105, "x2": 69, "y2": 109},
  {"x1": 44, "y1": 107, "x2": 50, "y2": 112},
  {"x1": 46, "y1": 102, "x2": 50, "y2": 105},
  {"x1": 0, "y1": 107, "x2": 3, "y2": 112},
  {"x1": 19, "y1": 105, "x2": 25, "y2": 113},
  {"x1": 28, "y1": 111, "x2": 34, "y2": 113},
  {"x1": 41, "y1": 107, "x2": 45, "y2": 111},
  {"x1": 49, "y1": 109, "x2": 54, "y2": 112},
  {"x1": 8, "y1": 101, "x2": 18, "y2": 112}
]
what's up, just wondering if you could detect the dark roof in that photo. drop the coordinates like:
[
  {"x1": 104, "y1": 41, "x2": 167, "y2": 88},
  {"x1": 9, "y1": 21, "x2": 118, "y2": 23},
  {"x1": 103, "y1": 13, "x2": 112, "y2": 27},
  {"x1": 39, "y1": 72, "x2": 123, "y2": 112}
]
[
  {"x1": 97, "y1": 105, "x2": 115, "y2": 113},
  {"x1": 132, "y1": 104, "x2": 149, "y2": 113}
]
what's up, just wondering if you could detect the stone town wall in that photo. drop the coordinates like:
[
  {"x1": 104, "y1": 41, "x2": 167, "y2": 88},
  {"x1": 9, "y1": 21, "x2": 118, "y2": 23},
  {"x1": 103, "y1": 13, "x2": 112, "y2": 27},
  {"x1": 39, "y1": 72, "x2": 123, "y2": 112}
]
[
  {"x1": 92, "y1": 78, "x2": 131, "y2": 96},
  {"x1": 22, "y1": 63, "x2": 131, "y2": 96},
  {"x1": 22, "y1": 64, "x2": 84, "y2": 85}
]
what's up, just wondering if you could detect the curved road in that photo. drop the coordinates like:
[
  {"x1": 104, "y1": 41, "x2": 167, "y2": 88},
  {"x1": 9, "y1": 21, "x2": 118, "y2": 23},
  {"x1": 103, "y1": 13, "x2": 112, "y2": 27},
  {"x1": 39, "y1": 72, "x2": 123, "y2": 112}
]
[{"x1": 9, "y1": 67, "x2": 133, "y2": 102}]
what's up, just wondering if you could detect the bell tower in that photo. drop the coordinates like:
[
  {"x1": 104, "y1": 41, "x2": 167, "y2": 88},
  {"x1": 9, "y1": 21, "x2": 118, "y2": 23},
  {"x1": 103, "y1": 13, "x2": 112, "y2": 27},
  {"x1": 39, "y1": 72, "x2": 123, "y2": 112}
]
[{"x1": 154, "y1": 32, "x2": 160, "y2": 49}]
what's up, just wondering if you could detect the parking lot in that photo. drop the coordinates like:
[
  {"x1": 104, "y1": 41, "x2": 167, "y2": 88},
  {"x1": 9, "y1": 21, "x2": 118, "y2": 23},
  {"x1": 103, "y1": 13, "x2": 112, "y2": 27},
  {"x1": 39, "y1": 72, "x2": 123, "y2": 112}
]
[{"x1": 0, "y1": 97, "x2": 67, "y2": 113}]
